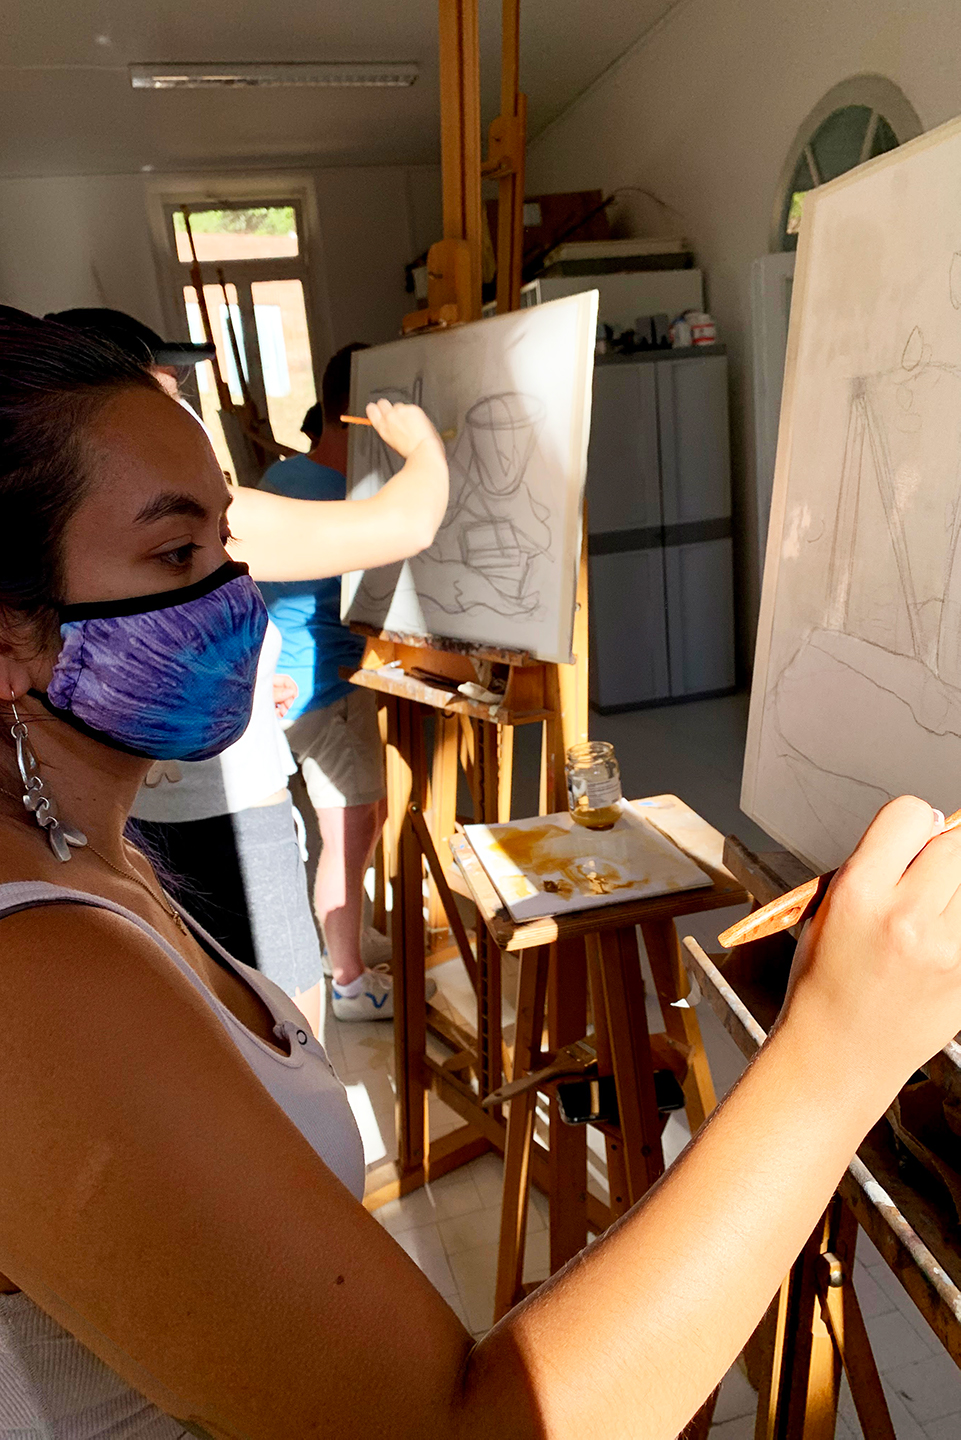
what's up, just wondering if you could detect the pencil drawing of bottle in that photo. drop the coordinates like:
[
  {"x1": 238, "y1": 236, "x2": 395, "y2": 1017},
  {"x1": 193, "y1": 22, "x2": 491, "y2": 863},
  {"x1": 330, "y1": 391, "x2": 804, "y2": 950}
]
[{"x1": 434, "y1": 392, "x2": 550, "y2": 616}]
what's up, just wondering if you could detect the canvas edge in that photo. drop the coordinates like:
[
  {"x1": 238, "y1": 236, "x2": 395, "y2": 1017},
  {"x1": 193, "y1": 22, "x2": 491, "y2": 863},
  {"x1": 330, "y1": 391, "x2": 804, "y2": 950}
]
[
  {"x1": 739, "y1": 108, "x2": 961, "y2": 857},
  {"x1": 553, "y1": 287, "x2": 600, "y2": 666},
  {"x1": 337, "y1": 290, "x2": 600, "y2": 665}
]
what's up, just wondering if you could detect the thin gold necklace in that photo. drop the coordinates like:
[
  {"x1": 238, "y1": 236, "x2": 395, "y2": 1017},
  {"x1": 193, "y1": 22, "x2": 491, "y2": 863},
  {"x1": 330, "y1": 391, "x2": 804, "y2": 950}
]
[
  {"x1": 85, "y1": 835, "x2": 190, "y2": 935},
  {"x1": 0, "y1": 788, "x2": 189, "y2": 935}
]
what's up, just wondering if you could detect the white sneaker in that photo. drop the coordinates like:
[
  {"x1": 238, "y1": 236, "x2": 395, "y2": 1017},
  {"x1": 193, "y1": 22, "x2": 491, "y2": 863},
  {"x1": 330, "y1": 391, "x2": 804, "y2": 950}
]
[
  {"x1": 330, "y1": 965, "x2": 437, "y2": 1022},
  {"x1": 332, "y1": 965, "x2": 394, "y2": 1021},
  {"x1": 361, "y1": 925, "x2": 393, "y2": 964}
]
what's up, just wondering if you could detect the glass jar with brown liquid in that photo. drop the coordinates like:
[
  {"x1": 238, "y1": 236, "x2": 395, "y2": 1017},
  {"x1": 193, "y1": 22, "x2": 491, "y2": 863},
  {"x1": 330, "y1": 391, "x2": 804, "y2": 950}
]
[{"x1": 566, "y1": 741, "x2": 622, "y2": 830}]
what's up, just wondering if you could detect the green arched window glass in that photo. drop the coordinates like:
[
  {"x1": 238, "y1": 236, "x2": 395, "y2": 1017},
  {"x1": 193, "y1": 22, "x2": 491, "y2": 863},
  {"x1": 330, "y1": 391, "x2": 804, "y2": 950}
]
[{"x1": 774, "y1": 79, "x2": 922, "y2": 253}]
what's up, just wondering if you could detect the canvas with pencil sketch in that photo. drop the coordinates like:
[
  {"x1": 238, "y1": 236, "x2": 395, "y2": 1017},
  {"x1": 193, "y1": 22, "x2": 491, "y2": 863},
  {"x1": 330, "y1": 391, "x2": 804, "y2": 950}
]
[{"x1": 465, "y1": 802, "x2": 712, "y2": 922}]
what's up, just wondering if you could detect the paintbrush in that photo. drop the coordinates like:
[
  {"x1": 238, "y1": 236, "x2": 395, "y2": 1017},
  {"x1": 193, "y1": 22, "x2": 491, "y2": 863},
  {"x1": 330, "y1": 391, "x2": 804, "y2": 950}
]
[
  {"x1": 341, "y1": 414, "x2": 458, "y2": 441},
  {"x1": 718, "y1": 806, "x2": 961, "y2": 949}
]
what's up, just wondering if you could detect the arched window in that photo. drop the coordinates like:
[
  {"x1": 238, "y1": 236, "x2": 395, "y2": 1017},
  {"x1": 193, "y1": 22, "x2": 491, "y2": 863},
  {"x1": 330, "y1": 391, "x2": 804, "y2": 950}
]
[{"x1": 772, "y1": 76, "x2": 922, "y2": 252}]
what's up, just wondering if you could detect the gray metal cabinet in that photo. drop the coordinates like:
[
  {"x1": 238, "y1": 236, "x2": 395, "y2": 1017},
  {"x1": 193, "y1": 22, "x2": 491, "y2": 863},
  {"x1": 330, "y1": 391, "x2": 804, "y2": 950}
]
[
  {"x1": 589, "y1": 550, "x2": 670, "y2": 707},
  {"x1": 587, "y1": 348, "x2": 735, "y2": 712},
  {"x1": 656, "y1": 353, "x2": 731, "y2": 526},
  {"x1": 585, "y1": 361, "x2": 661, "y2": 533}
]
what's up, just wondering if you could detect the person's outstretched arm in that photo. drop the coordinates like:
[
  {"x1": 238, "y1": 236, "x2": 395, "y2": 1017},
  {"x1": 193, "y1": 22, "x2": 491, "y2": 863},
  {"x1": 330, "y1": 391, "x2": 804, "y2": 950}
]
[
  {"x1": 227, "y1": 399, "x2": 448, "y2": 581},
  {"x1": 2, "y1": 797, "x2": 960, "y2": 1440}
]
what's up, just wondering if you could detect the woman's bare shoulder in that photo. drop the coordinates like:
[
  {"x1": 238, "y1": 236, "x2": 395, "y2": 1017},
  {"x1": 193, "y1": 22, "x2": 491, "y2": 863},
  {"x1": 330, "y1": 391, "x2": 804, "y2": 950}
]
[{"x1": 0, "y1": 863, "x2": 473, "y2": 1440}]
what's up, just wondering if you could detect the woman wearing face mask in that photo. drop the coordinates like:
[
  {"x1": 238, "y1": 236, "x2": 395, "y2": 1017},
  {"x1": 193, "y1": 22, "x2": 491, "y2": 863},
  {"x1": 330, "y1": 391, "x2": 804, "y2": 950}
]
[{"x1": 3, "y1": 308, "x2": 961, "y2": 1440}]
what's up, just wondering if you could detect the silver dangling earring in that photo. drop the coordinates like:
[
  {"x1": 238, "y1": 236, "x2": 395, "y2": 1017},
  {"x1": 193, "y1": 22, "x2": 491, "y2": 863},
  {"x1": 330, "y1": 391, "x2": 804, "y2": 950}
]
[{"x1": 9, "y1": 699, "x2": 87, "y2": 862}]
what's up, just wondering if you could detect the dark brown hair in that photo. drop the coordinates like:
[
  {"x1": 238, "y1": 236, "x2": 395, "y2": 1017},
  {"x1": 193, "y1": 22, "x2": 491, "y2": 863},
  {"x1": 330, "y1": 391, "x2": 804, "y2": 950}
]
[
  {"x1": 321, "y1": 342, "x2": 369, "y2": 429},
  {"x1": 0, "y1": 306, "x2": 160, "y2": 647}
]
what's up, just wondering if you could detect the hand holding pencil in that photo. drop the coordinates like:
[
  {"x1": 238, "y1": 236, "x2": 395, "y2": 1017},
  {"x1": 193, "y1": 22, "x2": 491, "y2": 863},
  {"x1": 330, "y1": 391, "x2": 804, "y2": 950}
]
[
  {"x1": 344, "y1": 398, "x2": 446, "y2": 459},
  {"x1": 719, "y1": 804, "x2": 961, "y2": 948}
]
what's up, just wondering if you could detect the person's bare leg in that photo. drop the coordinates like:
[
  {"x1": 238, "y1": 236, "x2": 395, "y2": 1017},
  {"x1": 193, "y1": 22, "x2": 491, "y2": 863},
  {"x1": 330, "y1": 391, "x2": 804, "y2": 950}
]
[
  {"x1": 315, "y1": 802, "x2": 382, "y2": 988},
  {"x1": 293, "y1": 980, "x2": 323, "y2": 1038},
  {"x1": 362, "y1": 797, "x2": 389, "y2": 932}
]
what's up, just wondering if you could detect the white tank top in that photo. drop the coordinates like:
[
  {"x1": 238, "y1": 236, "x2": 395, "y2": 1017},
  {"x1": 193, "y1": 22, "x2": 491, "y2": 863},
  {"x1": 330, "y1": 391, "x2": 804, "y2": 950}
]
[{"x1": 0, "y1": 881, "x2": 365, "y2": 1440}]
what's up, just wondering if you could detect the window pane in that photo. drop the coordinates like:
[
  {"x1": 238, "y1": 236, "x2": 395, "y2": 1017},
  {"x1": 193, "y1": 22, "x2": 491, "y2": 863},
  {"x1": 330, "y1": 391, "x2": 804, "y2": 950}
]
[
  {"x1": 250, "y1": 278, "x2": 315, "y2": 453},
  {"x1": 182, "y1": 282, "x2": 246, "y2": 477},
  {"x1": 782, "y1": 153, "x2": 816, "y2": 250},
  {"x1": 810, "y1": 105, "x2": 873, "y2": 183},
  {"x1": 174, "y1": 206, "x2": 298, "y2": 262},
  {"x1": 785, "y1": 192, "x2": 809, "y2": 236},
  {"x1": 871, "y1": 114, "x2": 900, "y2": 159}
]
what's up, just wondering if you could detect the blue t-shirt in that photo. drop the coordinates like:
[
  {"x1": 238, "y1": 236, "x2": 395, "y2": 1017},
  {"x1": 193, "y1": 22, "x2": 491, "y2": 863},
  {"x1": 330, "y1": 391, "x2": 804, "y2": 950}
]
[{"x1": 257, "y1": 453, "x2": 365, "y2": 720}]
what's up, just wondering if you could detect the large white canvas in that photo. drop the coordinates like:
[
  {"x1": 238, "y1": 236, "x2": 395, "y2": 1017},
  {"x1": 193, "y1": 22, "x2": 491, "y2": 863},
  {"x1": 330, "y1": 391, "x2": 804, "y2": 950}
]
[
  {"x1": 341, "y1": 291, "x2": 598, "y2": 663},
  {"x1": 743, "y1": 116, "x2": 961, "y2": 872}
]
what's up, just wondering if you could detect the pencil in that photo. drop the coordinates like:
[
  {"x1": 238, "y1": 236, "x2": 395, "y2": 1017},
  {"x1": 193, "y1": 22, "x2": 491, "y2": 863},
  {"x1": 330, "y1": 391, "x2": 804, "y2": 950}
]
[
  {"x1": 718, "y1": 806, "x2": 961, "y2": 949},
  {"x1": 341, "y1": 414, "x2": 457, "y2": 441}
]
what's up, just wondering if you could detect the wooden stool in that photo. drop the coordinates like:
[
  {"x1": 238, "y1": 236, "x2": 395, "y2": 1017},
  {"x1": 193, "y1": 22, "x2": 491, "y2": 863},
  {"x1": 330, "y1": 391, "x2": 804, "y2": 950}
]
[{"x1": 449, "y1": 795, "x2": 747, "y2": 1319}]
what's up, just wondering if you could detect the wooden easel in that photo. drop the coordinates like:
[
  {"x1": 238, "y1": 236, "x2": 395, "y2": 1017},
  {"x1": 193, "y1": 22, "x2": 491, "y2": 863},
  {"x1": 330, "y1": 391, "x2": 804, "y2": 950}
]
[
  {"x1": 683, "y1": 838, "x2": 961, "y2": 1439},
  {"x1": 447, "y1": 797, "x2": 745, "y2": 1308},
  {"x1": 352, "y1": 0, "x2": 593, "y2": 1206}
]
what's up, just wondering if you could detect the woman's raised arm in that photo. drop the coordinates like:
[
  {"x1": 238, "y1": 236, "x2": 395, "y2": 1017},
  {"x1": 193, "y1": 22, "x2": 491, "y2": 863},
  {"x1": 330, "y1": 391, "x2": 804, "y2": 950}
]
[
  {"x1": 3, "y1": 796, "x2": 960, "y2": 1440},
  {"x1": 227, "y1": 400, "x2": 449, "y2": 581}
]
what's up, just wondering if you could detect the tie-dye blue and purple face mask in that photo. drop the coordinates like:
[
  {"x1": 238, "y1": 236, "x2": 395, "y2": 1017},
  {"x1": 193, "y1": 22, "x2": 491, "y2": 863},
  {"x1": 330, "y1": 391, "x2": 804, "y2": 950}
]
[{"x1": 32, "y1": 560, "x2": 268, "y2": 762}]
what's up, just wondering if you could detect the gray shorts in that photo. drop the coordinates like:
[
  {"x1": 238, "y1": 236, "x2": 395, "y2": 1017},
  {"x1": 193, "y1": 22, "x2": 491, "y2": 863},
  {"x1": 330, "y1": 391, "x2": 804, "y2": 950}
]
[{"x1": 285, "y1": 687, "x2": 386, "y2": 811}]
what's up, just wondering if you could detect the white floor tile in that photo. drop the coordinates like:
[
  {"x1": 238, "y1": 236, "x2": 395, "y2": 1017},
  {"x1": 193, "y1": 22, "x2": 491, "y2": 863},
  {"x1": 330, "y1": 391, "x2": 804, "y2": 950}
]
[
  {"x1": 448, "y1": 1240, "x2": 500, "y2": 1333},
  {"x1": 374, "y1": 1168, "x2": 485, "y2": 1236},
  {"x1": 711, "y1": 1366, "x2": 756, "y2": 1424},
  {"x1": 442, "y1": 1291, "x2": 471, "y2": 1332},
  {"x1": 852, "y1": 1260, "x2": 897, "y2": 1320},
  {"x1": 708, "y1": 1415, "x2": 757, "y2": 1440},
  {"x1": 344, "y1": 1068, "x2": 396, "y2": 1166},
  {"x1": 438, "y1": 1193, "x2": 544, "y2": 1259},
  {"x1": 467, "y1": 1153, "x2": 506, "y2": 1209},
  {"x1": 923, "y1": 1413, "x2": 961, "y2": 1439},
  {"x1": 519, "y1": 1227, "x2": 552, "y2": 1288},
  {"x1": 864, "y1": 1308, "x2": 936, "y2": 1372},
  {"x1": 869, "y1": 1261, "x2": 948, "y2": 1350},
  {"x1": 884, "y1": 1353, "x2": 961, "y2": 1426},
  {"x1": 393, "y1": 1220, "x2": 458, "y2": 1298},
  {"x1": 427, "y1": 1091, "x2": 463, "y2": 1140},
  {"x1": 438, "y1": 1204, "x2": 504, "y2": 1257}
]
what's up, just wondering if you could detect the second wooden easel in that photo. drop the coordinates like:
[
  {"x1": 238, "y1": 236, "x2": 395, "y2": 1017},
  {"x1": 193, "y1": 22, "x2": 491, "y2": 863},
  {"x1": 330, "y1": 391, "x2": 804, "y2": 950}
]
[{"x1": 353, "y1": 0, "x2": 592, "y2": 1206}]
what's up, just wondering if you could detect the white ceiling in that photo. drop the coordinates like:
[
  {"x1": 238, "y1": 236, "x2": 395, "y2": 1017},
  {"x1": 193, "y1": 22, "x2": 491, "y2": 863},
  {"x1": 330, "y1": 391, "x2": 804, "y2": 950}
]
[{"x1": 0, "y1": 0, "x2": 677, "y2": 178}]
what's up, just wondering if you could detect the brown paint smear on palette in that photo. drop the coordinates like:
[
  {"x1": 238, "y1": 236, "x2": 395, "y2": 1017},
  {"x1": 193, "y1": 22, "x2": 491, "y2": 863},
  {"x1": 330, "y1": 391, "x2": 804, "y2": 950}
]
[{"x1": 488, "y1": 823, "x2": 643, "y2": 901}]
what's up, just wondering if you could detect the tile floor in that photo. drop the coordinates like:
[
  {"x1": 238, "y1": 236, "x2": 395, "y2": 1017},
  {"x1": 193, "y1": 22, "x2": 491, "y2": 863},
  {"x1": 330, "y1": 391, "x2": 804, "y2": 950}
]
[{"x1": 320, "y1": 691, "x2": 961, "y2": 1438}]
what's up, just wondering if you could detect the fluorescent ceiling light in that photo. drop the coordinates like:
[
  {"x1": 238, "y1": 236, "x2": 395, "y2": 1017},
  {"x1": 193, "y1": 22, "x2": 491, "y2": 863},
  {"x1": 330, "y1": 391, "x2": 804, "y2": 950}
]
[{"x1": 129, "y1": 62, "x2": 418, "y2": 89}]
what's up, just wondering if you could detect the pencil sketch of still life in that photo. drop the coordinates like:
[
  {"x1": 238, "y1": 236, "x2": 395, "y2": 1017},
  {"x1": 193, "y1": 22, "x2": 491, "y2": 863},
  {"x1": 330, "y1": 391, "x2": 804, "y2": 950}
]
[
  {"x1": 340, "y1": 291, "x2": 598, "y2": 664},
  {"x1": 743, "y1": 117, "x2": 961, "y2": 872}
]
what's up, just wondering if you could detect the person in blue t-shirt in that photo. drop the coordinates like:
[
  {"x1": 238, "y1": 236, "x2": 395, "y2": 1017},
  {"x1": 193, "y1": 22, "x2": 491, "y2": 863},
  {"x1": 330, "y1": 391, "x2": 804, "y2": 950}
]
[{"x1": 259, "y1": 345, "x2": 395, "y2": 1023}]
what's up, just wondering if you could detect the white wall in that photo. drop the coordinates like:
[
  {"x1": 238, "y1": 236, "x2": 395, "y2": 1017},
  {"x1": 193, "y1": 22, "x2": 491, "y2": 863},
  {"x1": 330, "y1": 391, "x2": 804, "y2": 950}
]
[
  {"x1": 0, "y1": 174, "x2": 168, "y2": 330},
  {"x1": 308, "y1": 165, "x2": 441, "y2": 351},
  {"x1": 0, "y1": 163, "x2": 441, "y2": 361},
  {"x1": 526, "y1": 0, "x2": 961, "y2": 663}
]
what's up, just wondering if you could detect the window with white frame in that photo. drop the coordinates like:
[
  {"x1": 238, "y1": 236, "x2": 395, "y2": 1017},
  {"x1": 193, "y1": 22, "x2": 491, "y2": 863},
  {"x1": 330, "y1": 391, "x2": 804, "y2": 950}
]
[
  {"x1": 163, "y1": 201, "x2": 317, "y2": 471},
  {"x1": 773, "y1": 77, "x2": 923, "y2": 253}
]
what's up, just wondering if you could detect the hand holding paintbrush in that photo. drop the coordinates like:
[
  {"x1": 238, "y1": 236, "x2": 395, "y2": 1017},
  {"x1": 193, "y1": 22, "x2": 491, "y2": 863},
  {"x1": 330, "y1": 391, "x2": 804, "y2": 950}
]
[{"x1": 719, "y1": 804, "x2": 961, "y2": 948}]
